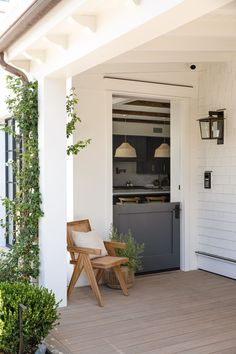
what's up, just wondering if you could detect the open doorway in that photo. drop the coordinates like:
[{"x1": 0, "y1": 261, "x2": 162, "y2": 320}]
[{"x1": 112, "y1": 94, "x2": 180, "y2": 274}]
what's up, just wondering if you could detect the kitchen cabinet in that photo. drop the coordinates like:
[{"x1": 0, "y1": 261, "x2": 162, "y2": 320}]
[{"x1": 145, "y1": 137, "x2": 170, "y2": 174}]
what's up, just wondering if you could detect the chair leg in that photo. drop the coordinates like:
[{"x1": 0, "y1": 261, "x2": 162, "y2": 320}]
[
  {"x1": 67, "y1": 255, "x2": 83, "y2": 299},
  {"x1": 83, "y1": 255, "x2": 104, "y2": 307},
  {"x1": 96, "y1": 269, "x2": 104, "y2": 284},
  {"x1": 113, "y1": 266, "x2": 129, "y2": 296}
]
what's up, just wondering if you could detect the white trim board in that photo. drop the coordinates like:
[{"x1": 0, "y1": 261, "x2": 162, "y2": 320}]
[
  {"x1": 104, "y1": 78, "x2": 197, "y2": 99},
  {"x1": 197, "y1": 253, "x2": 236, "y2": 280}
]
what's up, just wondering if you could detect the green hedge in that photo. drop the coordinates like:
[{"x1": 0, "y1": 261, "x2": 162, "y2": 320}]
[{"x1": 0, "y1": 282, "x2": 59, "y2": 354}]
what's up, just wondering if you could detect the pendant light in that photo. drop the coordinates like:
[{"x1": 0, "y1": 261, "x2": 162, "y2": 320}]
[
  {"x1": 154, "y1": 143, "x2": 170, "y2": 158},
  {"x1": 115, "y1": 141, "x2": 137, "y2": 158},
  {"x1": 114, "y1": 119, "x2": 137, "y2": 158},
  {"x1": 154, "y1": 118, "x2": 170, "y2": 158}
]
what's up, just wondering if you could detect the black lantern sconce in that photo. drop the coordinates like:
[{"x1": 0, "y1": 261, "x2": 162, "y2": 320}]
[{"x1": 198, "y1": 109, "x2": 225, "y2": 145}]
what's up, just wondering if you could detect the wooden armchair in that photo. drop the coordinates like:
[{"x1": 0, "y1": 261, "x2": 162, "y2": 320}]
[{"x1": 67, "y1": 219, "x2": 129, "y2": 307}]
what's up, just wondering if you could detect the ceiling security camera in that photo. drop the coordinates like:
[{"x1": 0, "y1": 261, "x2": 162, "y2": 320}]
[{"x1": 190, "y1": 64, "x2": 196, "y2": 70}]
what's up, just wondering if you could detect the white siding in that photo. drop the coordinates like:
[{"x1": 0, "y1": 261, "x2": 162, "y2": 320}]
[{"x1": 196, "y1": 62, "x2": 236, "y2": 275}]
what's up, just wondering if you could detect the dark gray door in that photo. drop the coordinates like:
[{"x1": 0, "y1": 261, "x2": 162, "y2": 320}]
[{"x1": 113, "y1": 202, "x2": 180, "y2": 273}]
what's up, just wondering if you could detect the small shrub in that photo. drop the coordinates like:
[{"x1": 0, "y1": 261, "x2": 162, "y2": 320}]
[
  {"x1": 109, "y1": 226, "x2": 144, "y2": 272},
  {"x1": 0, "y1": 282, "x2": 60, "y2": 354}
]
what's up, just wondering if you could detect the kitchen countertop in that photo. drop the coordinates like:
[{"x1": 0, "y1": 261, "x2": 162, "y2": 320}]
[{"x1": 113, "y1": 188, "x2": 170, "y2": 196}]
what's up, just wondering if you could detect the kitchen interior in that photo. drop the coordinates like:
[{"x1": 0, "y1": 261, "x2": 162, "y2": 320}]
[{"x1": 112, "y1": 95, "x2": 180, "y2": 274}]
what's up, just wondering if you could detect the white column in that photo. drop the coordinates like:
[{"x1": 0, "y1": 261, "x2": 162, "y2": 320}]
[
  {"x1": 0, "y1": 129, "x2": 6, "y2": 247},
  {"x1": 38, "y1": 78, "x2": 67, "y2": 307}
]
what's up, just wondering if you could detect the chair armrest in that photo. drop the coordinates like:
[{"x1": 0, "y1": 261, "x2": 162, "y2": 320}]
[
  {"x1": 104, "y1": 241, "x2": 126, "y2": 249},
  {"x1": 103, "y1": 241, "x2": 126, "y2": 256},
  {"x1": 67, "y1": 246, "x2": 101, "y2": 256}
]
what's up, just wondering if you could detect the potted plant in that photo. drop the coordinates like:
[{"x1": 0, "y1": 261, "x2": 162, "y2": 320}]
[
  {"x1": 106, "y1": 226, "x2": 144, "y2": 289},
  {"x1": 0, "y1": 282, "x2": 60, "y2": 354}
]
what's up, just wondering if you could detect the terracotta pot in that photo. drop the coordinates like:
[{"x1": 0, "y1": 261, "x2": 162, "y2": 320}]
[{"x1": 105, "y1": 266, "x2": 135, "y2": 289}]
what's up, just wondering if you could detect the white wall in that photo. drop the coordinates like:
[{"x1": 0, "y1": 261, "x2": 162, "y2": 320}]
[
  {"x1": 195, "y1": 62, "x2": 236, "y2": 278},
  {"x1": 71, "y1": 77, "x2": 112, "y2": 286},
  {"x1": 72, "y1": 82, "x2": 112, "y2": 237}
]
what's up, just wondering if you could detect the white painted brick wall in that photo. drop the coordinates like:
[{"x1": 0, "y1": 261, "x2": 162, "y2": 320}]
[{"x1": 196, "y1": 62, "x2": 236, "y2": 271}]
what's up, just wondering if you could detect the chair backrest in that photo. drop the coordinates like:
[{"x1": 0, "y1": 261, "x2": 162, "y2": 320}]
[{"x1": 67, "y1": 219, "x2": 91, "y2": 261}]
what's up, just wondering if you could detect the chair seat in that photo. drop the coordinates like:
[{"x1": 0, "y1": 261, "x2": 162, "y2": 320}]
[{"x1": 91, "y1": 256, "x2": 128, "y2": 269}]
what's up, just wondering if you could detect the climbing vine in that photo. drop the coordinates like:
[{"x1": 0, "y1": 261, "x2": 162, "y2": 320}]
[
  {"x1": 0, "y1": 79, "x2": 89, "y2": 283},
  {"x1": 66, "y1": 88, "x2": 91, "y2": 155},
  {"x1": 0, "y1": 76, "x2": 43, "y2": 282}
]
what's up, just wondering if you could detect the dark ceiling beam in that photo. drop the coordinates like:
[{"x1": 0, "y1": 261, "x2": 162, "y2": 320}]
[
  {"x1": 125, "y1": 100, "x2": 170, "y2": 108},
  {"x1": 113, "y1": 109, "x2": 170, "y2": 118},
  {"x1": 113, "y1": 117, "x2": 170, "y2": 125}
]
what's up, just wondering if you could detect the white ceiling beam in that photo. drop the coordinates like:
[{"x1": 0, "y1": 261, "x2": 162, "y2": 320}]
[
  {"x1": 139, "y1": 18, "x2": 236, "y2": 41},
  {"x1": 23, "y1": 50, "x2": 46, "y2": 64},
  {"x1": 109, "y1": 50, "x2": 235, "y2": 63},
  {"x1": 171, "y1": 20, "x2": 236, "y2": 38},
  {"x1": 88, "y1": 62, "x2": 189, "y2": 74},
  {"x1": 6, "y1": 0, "x2": 98, "y2": 60},
  {"x1": 70, "y1": 15, "x2": 97, "y2": 33},
  {"x1": 134, "y1": 36, "x2": 236, "y2": 52},
  {"x1": 9, "y1": 60, "x2": 31, "y2": 72},
  {"x1": 44, "y1": 34, "x2": 69, "y2": 50}
]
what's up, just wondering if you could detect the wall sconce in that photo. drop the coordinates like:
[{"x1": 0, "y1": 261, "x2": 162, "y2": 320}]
[{"x1": 198, "y1": 109, "x2": 225, "y2": 145}]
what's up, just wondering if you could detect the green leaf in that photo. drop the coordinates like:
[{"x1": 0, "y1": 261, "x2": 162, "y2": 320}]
[
  {"x1": 66, "y1": 88, "x2": 91, "y2": 155},
  {"x1": 109, "y1": 226, "x2": 144, "y2": 272}
]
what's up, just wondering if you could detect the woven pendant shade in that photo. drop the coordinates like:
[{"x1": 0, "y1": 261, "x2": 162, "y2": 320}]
[
  {"x1": 115, "y1": 142, "x2": 137, "y2": 158},
  {"x1": 154, "y1": 143, "x2": 170, "y2": 158}
]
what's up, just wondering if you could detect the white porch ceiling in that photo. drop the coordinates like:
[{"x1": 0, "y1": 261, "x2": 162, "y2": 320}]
[
  {"x1": 3, "y1": 0, "x2": 234, "y2": 78},
  {"x1": 107, "y1": 0, "x2": 236, "y2": 66}
]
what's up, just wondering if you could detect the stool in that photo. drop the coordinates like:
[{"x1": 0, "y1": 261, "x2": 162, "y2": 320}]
[
  {"x1": 118, "y1": 197, "x2": 140, "y2": 204},
  {"x1": 145, "y1": 196, "x2": 166, "y2": 203}
]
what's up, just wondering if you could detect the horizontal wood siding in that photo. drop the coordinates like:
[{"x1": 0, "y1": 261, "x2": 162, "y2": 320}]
[{"x1": 196, "y1": 62, "x2": 236, "y2": 272}]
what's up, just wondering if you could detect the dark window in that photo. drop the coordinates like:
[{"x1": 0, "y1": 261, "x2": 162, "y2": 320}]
[{"x1": 5, "y1": 118, "x2": 18, "y2": 246}]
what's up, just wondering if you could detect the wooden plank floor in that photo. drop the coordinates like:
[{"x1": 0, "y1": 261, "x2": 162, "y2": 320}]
[{"x1": 46, "y1": 270, "x2": 236, "y2": 354}]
